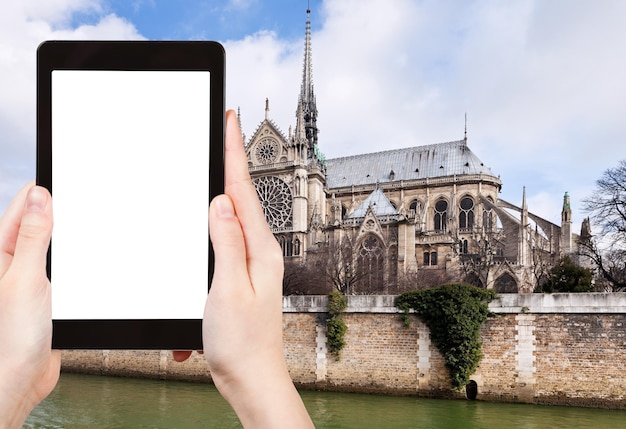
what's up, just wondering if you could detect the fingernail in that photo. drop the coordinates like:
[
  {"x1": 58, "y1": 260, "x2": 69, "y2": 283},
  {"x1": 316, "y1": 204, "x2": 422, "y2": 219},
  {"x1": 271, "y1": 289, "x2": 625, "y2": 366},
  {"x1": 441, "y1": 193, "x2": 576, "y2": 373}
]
[
  {"x1": 26, "y1": 186, "x2": 48, "y2": 213},
  {"x1": 215, "y1": 197, "x2": 235, "y2": 218}
]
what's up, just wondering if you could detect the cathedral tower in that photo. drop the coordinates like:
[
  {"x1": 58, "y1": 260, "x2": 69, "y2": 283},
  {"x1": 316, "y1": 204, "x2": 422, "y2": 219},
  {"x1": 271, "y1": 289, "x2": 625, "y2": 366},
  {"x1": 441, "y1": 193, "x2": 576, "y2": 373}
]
[
  {"x1": 561, "y1": 191, "x2": 573, "y2": 255},
  {"x1": 294, "y1": 7, "x2": 319, "y2": 159},
  {"x1": 244, "y1": 7, "x2": 326, "y2": 259},
  {"x1": 292, "y1": 7, "x2": 326, "y2": 248}
]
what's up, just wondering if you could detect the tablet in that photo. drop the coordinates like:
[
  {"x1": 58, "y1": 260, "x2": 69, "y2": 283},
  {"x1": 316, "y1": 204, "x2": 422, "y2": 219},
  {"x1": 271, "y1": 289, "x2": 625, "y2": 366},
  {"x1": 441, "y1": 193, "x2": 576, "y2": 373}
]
[{"x1": 36, "y1": 41, "x2": 225, "y2": 349}]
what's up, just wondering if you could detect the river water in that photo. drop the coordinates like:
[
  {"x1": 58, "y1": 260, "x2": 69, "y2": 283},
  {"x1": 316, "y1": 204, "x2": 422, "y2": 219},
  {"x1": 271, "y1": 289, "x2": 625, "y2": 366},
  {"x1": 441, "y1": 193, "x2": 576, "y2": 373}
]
[{"x1": 26, "y1": 373, "x2": 626, "y2": 428}]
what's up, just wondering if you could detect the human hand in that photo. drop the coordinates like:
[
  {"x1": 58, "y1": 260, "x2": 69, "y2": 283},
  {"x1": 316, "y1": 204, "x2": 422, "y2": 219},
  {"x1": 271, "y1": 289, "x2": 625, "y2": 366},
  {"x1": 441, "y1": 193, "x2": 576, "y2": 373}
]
[
  {"x1": 176, "y1": 110, "x2": 314, "y2": 428},
  {"x1": 0, "y1": 184, "x2": 61, "y2": 428}
]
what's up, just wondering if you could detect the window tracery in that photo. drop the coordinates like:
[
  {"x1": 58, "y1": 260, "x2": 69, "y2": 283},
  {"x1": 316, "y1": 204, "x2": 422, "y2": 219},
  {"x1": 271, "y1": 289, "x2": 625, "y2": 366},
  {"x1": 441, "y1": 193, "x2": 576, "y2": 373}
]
[
  {"x1": 459, "y1": 197, "x2": 475, "y2": 230},
  {"x1": 255, "y1": 138, "x2": 280, "y2": 165},
  {"x1": 434, "y1": 199, "x2": 448, "y2": 232},
  {"x1": 253, "y1": 176, "x2": 293, "y2": 229},
  {"x1": 483, "y1": 205, "x2": 495, "y2": 232},
  {"x1": 357, "y1": 235, "x2": 384, "y2": 292}
]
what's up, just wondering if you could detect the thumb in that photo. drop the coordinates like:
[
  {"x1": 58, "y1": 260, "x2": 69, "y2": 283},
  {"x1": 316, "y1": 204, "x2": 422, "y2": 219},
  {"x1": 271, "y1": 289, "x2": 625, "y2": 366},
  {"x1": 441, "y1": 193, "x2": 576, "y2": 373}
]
[{"x1": 10, "y1": 186, "x2": 53, "y2": 280}]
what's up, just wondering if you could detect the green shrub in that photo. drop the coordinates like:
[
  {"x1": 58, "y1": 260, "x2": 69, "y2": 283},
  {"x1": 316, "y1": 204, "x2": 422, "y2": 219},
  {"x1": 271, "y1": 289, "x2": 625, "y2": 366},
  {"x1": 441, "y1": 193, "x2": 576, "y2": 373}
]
[
  {"x1": 395, "y1": 284, "x2": 496, "y2": 390},
  {"x1": 326, "y1": 317, "x2": 347, "y2": 357},
  {"x1": 540, "y1": 256, "x2": 594, "y2": 292},
  {"x1": 328, "y1": 290, "x2": 347, "y2": 316},
  {"x1": 327, "y1": 291, "x2": 348, "y2": 358}
]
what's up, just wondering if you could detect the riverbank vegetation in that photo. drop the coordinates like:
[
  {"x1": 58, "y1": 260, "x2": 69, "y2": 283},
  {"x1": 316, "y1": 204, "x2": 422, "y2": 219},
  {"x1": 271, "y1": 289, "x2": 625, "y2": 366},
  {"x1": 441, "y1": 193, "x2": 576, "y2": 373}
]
[
  {"x1": 326, "y1": 290, "x2": 348, "y2": 358},
  {"x1": 395, "y1": 284, "x2": 496, "y2": 390},
  {"x1": 536, "y1": 256, "x2": 594, "y2": 292}
]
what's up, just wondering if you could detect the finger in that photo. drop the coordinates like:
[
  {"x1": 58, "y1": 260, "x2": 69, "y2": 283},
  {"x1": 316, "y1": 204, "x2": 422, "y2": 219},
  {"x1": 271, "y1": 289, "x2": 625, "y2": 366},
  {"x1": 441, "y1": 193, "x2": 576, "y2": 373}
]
[
  {"x1": 8, "y1": 186, "x2": 53, "y2": 285},
  {"x1": 0, "y1": 182, "x2": 35, "y2": 276},
  {"x1": 223, "y1": 110, "x2": 276, "y2": 249},
  {"x1": 222, "y1": 110, "x2": 282, "y2": 284},
  {"x1": 172, "y1": 351, "x2": 193, "y2": 362}
]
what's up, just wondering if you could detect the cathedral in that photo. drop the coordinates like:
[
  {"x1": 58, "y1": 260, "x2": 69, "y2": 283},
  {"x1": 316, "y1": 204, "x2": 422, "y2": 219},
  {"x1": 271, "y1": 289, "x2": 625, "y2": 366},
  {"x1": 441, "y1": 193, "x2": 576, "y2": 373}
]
[{"x1": 243, "y1": 9, "x2": 583, "y2": 294}]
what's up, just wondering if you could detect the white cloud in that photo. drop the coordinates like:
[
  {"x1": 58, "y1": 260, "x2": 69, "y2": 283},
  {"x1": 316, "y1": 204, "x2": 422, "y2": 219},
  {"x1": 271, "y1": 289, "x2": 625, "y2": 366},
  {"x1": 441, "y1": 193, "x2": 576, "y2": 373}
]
[
  {"x1": 224, "y1": 30, "x2": 301, "y2": 140},
  {"x1": 3, "y1": 0, "x2": 625, "y2": 233},
  {"x1": 131, "y1": 0, "x2": 156, "y2": 14},
  {"x1": 0, "y1": 1, "x2": 143, "y2": 211},
  {"x1": 227, "y1": 0, "x2": 256, "y2": 10},
  {"x1": 222, "y1": 0, "x2": 626, "y2": 231},
  {"x1": 19, "y1": 0, "x2": 102, "y2": 26}
]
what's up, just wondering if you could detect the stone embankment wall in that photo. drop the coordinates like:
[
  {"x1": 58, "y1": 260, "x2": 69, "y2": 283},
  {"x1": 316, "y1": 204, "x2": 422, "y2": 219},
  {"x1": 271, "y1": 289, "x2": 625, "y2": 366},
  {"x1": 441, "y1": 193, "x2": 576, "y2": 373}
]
[{"x1": 61, "y1": 293, "x2": 626, "y2": 408}]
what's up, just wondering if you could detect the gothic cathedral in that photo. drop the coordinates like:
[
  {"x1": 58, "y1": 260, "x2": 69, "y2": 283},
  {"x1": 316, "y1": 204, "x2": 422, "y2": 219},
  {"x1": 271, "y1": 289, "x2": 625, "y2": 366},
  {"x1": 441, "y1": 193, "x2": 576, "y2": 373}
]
[{"x1": 243, "y1": 9, "x2": 583, "y2": 294}]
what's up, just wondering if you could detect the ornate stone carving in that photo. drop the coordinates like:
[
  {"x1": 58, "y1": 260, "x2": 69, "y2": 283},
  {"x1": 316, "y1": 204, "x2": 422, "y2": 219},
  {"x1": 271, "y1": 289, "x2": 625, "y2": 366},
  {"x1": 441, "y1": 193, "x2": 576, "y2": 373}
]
[
  {"x1": 255, "y1": 138, "x2": 279, "y2": 165},
  {"x1": 253, "y1": 176, "x2": 293, "y2": 228}
]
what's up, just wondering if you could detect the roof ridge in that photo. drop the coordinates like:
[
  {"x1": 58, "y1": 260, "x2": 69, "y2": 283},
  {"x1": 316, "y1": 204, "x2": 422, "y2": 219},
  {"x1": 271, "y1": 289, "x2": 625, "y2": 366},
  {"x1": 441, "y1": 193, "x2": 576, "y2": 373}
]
[
  {"x1": 248, "y1": 118, "x2": 289, "y2": 145},
  {"x1": 327, "y1": 139, "x2": 466, "y2": 163},
  {"x1": 347, "y1": 187, "x2": 399, "y2": 218}
]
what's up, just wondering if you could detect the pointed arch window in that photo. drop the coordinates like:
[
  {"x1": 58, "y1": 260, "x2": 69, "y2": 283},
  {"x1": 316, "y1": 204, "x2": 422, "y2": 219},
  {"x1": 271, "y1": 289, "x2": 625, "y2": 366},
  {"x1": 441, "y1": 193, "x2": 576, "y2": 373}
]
[
  {"x1": 434, "y1": 199, "x2": 448, "y2": 232},
  {"x1": 357, "y1": 235, "x2": 384, "y2": 292},
  {"x1": 459, "y1": 197, "x2": 475, "y2": 230},
  {"x1": 409, "y1": 199, "x2": 422, "y2": 219},
  {"x1": 483, "y1": 206, "x2": 495, "y2": 232},
  {"x1": 494, "y1": 273, "x2": 518, "y2": 293}
]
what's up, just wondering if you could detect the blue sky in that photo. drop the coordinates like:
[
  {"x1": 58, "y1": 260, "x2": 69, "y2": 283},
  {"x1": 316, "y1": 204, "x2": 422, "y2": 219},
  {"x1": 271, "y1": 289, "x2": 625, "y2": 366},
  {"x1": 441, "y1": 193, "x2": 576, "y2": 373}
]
[
  {"x1": 100, "y1": 0, "x2": 318, "y2": 41},
  {"x1": 1, "y1": 0, "x2": 626, "y2": 233}
]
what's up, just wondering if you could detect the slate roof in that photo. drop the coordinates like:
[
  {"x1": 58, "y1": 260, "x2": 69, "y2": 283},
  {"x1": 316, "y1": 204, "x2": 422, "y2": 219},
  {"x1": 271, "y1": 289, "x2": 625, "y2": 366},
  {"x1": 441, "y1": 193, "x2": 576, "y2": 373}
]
[
  {"x1": 347, "y1": 188, "x2": 399, "y2": 218},
  {"x1": 325, "y1": 140, "x2": 497, "y2": 189}
]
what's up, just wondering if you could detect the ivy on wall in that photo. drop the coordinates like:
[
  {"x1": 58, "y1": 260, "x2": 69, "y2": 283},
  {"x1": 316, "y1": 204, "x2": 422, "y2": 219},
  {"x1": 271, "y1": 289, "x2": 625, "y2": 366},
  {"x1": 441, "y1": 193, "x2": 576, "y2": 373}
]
[
  {"x1": 326, "y1": 290, "x2": 348, "y2": 359},
  {"x1": 394, "y1": 284, "x2": 497, "y2": 390}
]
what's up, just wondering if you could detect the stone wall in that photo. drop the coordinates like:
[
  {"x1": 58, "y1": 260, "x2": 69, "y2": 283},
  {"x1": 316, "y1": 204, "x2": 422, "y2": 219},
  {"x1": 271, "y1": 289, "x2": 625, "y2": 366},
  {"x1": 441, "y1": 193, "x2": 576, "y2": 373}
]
[
  {"x1": 61, "y1": 293, "x2": 626, "y2": 408},
  {"x1": 62, "y1": 349, "x2": 211, "y2": 382}
]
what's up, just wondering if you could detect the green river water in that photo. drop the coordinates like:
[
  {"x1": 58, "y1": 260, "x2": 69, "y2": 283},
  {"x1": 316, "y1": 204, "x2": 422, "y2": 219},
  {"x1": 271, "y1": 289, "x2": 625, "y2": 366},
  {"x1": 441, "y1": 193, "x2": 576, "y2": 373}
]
[{"x1": 25, "y1": 373, "x2": 626, "y2": 428}]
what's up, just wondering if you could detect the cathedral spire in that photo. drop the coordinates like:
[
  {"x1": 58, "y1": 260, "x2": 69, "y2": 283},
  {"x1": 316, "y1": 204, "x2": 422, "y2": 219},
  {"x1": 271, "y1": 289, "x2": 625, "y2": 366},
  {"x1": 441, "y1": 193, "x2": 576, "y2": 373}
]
[
  {"x1": 519, "y1": 186, "x2": 530, "y2": 265},
  {"x1": 295, "y1": 6, "x2": 319, "y2": 159},
  {"x1": 237, "y1": 106, "x2": 246, "y2": 144},
  {"x1": 464, "y1": 112, "x2": 468, "y2": 143}
]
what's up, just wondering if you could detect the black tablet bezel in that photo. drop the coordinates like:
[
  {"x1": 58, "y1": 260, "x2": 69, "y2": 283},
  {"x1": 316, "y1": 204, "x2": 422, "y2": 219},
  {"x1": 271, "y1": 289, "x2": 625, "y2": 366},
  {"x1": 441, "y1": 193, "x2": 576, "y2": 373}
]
[{"x1": 36, "y1": 41, "x2": 225, "y2": 350}]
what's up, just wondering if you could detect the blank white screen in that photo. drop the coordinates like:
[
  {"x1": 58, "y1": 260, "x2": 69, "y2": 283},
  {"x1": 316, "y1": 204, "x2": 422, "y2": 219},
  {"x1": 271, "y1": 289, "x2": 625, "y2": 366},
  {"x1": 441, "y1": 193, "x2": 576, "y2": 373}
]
[{"x1": 51, "y1": 70, "x2": 210, "y2": 320}]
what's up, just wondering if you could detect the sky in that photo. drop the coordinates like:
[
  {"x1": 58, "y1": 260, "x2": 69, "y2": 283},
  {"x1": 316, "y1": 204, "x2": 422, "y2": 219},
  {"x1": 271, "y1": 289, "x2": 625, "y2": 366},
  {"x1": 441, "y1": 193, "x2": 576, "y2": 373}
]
[{"x1": 1, "y1": 0, "x2": 625, "y2": 231}]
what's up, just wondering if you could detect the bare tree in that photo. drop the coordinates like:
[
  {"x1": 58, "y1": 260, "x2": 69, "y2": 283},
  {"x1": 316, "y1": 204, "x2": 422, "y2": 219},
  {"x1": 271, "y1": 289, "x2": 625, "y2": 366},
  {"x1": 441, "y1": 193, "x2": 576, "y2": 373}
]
[
  {"x1": 581, "y1": 160, "x2": 626, "y2": 291},
  {"x1": 282, "y1": 236, "x2": 370, "y2": 295},
  {"x1": 396, "y1": 267, "x2": 455, "y2": 293},
  {"x1": 578, "y1": 239, "x2": 626, "y2": 291},
  {"x1": 529, "y1": 246, "x2": 553, "y2": 292},
  {"x1": 283, "y1": 259, "x2": 331, "y2": 295},
  {"x1": 456, "y1": 231, "x2": 507, "y2": 289},
  {"x1": 313, "y1": 236, "x2": 371, "y2": 294}
]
